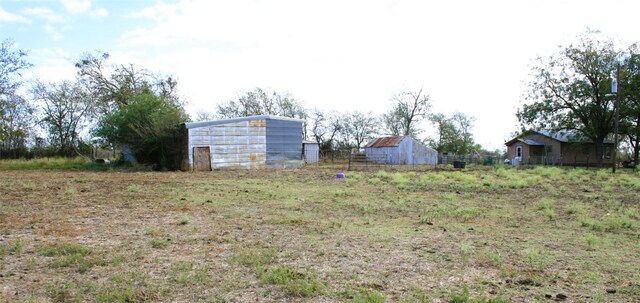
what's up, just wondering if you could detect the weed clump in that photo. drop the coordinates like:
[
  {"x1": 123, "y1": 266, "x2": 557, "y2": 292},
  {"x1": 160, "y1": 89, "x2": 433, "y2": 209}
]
[
  {"x1": 178, "y1": 215, "x2": 190, "y2": 225},
  {"x1": 260, "y1": 266, "x2": 323, "y2": 297}
]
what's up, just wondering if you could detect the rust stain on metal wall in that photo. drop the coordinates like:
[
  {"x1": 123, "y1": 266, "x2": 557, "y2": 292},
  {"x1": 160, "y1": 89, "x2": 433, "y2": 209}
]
[
  {"x1": 365, "y1": 136, "x2": 406, "y2": 148},
  {"x1": 250, "y1": 119, "x2": 267, "y2": 127}
]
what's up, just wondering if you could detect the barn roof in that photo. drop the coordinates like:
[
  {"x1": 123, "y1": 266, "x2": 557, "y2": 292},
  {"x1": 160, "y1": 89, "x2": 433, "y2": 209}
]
[
  {"x1": 184, "y1": 115, "x2": 305, "y2": 129},
  {"x1": 365, "y1": 136, "x2": 407, "y2": 148}
]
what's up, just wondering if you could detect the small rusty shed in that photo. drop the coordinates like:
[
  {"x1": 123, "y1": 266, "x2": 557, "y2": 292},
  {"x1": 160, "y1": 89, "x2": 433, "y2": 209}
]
[
  {"x1": 182, "y1": 115, "x2": 305, "y2": 171},
  {"x1": 365, "y1": 136, "x2": 438, "y2": 165}
]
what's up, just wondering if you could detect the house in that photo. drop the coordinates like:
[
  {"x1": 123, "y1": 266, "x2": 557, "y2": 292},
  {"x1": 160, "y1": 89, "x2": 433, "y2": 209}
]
[
  {"x1": 364, "y1": 136, "x2": 438, "y2": 165},
  {"x1": 505, "y1": 130, "x2": 614, "y2": 166},
  {"x1": 181, "y1": 115, "x2": 305, "y2": 171}
]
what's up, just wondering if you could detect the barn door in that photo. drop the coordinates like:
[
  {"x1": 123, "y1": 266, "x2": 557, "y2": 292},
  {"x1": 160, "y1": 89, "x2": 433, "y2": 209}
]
[{"x1": 193, "y1": 147, "x2": 212, "y2": 171}]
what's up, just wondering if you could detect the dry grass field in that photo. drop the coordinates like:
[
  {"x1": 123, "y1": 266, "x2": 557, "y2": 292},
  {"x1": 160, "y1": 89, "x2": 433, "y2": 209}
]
[{"x1": 0, "y1": 166, "x2": 639, "y2": 302}]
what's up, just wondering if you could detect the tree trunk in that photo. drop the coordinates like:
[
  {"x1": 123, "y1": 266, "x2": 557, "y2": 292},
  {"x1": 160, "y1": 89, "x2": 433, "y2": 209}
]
[{"x1": 594, "y1": 139, "x2": 605, "y2": 167}]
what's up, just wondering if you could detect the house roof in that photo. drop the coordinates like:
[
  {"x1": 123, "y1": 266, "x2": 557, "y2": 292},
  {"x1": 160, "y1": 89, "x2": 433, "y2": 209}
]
[
  {"x1": 505, "y1": 130, "x2": 614, "y2": 146},
  {"x1": 184, "y1": 115, "x2": 305, "y2": 129},
  {"x1": 505, "y1": 137, "x2": 545, "y2": 146},
  {"x1": 365, "y1": 136, "x2": 407, "y2": 148},
  {"x1": 535, "y1": 130, "x2": 584, "y2": 142},
  {"x1": 523, "y1": 138, "x2": 545, "y2": 146}
]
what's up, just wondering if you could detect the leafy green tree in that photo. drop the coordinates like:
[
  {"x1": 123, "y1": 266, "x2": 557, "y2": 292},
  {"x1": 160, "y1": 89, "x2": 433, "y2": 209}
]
[
  {"x1": 76, "y1": 51, "x2": 188, "y2": 168},
  {"x1": 517, "y1": 31, "x2": 618, "y2": 166},
  {"x1": 450, "y1": 112, "x2": 480, "y2": 155},
  {"x1": 31, "y1": 80, "x2": 95, "y2": 156},
  {"x1": 427, "y1": 112, "x2": 480, "y2": 156},
  {"x1": 383, "y1": 88, "x2": 432, "y2": 137},
  {"x1": 216, "y1": 87, "x2": 306, "y2": 120},
  {"x1": 619, "y1": 48, "x2": 640, "y2": 165},
  {"x1": 94, "y1": 93, "x2": 189, "y2": 169},
  {"x1": 0, "y1": 40, "x2": 33, "y2": 157},
  {"x1": 427, "y1": 113, "x2": 457, "y2": 154},
  {"x1": 0, "y1": 93, "x2": 33, "y2": 157}
]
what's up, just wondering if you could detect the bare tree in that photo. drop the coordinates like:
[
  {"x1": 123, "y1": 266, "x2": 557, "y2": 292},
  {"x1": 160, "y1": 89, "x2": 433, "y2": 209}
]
[
  {"x1": 194, "y1": 110, "x2": 216, "y2": 121},
  {"x1": 383, "y1": 87, "x2": 432, "y2": 137},
  {"x1": 342, "y1": 111, "x2": 378, "y2": 150},
  {"x1": 75, "y1": 52, "x2": 179, "y2": 112},
  {"x1": 216, "y1": 87, "x2": 306, "y2": 120},
  {"x1": 307, "y1": 109, "x2": 345, "y2": 152},
  {"x1": 31, "y1": 80, "x2": 95, "y2": 156}
]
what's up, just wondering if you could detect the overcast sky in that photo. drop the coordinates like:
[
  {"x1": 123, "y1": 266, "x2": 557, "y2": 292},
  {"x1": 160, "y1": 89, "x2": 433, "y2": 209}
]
[{"x1": 2, "y1": 0, "x2": 640, "y2": 150}]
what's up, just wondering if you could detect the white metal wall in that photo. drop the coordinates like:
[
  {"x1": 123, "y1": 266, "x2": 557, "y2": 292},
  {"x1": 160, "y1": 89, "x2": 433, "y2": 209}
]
[{"x1": 188, "y1": 119, "x2": 267, "y2": 169}]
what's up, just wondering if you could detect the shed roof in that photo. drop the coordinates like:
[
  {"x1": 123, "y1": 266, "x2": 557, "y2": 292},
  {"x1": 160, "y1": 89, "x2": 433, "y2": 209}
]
[
  {"x1": 184, "y1": 115, "x2": 305, "y2": 129},
  {"x1": 365, "y1": 136, "x2": 407, "y2": 148}
]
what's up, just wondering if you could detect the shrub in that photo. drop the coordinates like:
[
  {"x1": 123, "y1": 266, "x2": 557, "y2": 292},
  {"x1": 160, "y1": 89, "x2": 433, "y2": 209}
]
[{"x1": 178, "y1": 215, "x2": 190, "y2": 225}]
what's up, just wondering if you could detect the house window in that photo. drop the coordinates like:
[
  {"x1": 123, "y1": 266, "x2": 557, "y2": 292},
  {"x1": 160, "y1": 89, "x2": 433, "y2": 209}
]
[
  {"x1": 604, "y1": 146, "x2": 612, "y2": 159},
  {"x1": 516, "y1": 146, "x2": 522, "y2": 158},
  {"x1": 582, "y1": 145, "x2": 590, "y2": 156},
  {"x1": 545, "y1": 145, "x2": 552, "y2": 153}
]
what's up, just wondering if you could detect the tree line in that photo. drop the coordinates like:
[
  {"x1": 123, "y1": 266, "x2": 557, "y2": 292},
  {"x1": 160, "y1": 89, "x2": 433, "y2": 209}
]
[
  {"x1": 0, "y1": 39, "x2": 482, "y2": 169},
  {"x1": 0, "y1": 45, "x2": 188, "y2": 169},
  {"x1": 202, "y1": 86, "x2": 482, "y2": 156}
]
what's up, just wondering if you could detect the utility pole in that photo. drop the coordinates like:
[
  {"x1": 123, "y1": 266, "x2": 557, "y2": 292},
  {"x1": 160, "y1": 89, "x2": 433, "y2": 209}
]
[{"x1": 612, "y1": 62, "x2": 620, "y2": 173}]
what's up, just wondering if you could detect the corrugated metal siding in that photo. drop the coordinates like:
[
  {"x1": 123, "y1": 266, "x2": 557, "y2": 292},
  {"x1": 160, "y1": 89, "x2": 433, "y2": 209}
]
[
  {"x1": 303, "y1": 143, "x2": 319, "y2": 163},
  {"x1": 185, "y1": 116, "x2": 304, "y2": 170},
  {"x1": 365, "y1": 137, "x2": 408, "y2": 164},
  {"x1": 266, "y1": 119, "x2": 303, "y2": 168},
  {"x1": 410, "y1": 138, "x2": 438, "y2": 165},
  {"x1": 187, "y1": 120, "x2": 267, "y2": 169},
  {"x1": 365, "y1": 137, "x2": 437, "y2": 165},
  {"x1": 367, "y1": 146, "x2": 396, "y2": 164}
]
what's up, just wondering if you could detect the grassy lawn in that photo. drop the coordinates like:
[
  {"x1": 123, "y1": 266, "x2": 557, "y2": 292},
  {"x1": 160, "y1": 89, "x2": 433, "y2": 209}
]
[{"x1": 0, "y1": 165, "x2": 638, "y2": 302}]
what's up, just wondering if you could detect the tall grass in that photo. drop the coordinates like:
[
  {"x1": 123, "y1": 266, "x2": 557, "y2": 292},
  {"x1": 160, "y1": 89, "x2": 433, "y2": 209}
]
[{"x1": 0, "y1": 157, "x2": 92, "y2": 170}]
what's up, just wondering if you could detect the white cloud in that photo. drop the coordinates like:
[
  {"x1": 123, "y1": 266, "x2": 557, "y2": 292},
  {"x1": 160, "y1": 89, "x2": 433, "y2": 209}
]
[
  {"x1": 44, "y1": 24, "x2": 63, "y2": 41},
  {"x1": 127, "y1": 1, "x2": 178, "y2": 19},
  {"x1": 60, "y1": 0, "x2": 91, "y2": 14},
  {"x1": 24, "y1": 48, "x2": 76, "y2": 83},
  {"x1": 89, "y1": 7, "x2": 108, "y2": 18},
  {"x1": 23, "y1": 7, "x2": 65, "y2": 23},
  {"x1": 0, "y1": 6, "x2": 30, "y2": 23}
]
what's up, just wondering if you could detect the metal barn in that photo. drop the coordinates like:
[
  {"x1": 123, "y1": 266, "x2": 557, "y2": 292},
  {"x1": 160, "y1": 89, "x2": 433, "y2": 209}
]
[
  {"x1": 364, "y1": 136, "x2": 438, "y2": 165},
  {"x1": 182, "y1": 115, "x2": 305, "y2": 171}
]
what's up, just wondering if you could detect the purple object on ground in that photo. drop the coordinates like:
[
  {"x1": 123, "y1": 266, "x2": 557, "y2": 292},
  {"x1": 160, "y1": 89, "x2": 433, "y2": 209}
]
[{"x1": 336, "y1": 173, "x2": 345, "y2": 179}]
